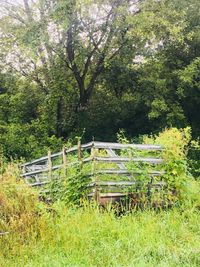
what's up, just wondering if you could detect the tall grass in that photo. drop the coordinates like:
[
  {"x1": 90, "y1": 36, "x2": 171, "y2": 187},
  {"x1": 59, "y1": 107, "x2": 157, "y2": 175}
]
[
  {"x1": 1, "y1": 199, "x2": 200, "y2": 266},
  {"x1": 1, "y1": 127, "x2": 200, "y2": 267}
]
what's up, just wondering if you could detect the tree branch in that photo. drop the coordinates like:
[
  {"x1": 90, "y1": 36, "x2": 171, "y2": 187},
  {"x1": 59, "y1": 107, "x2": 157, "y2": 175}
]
[
  {"x1": 86, "y1": 54, "x2": 105, "y2": 98},
  {"x1": 23, "y1": 0, "x2": 33, "y2": 23},
  {"x1": 66, "y1": 26, "x2": 85, "y2": 95}
]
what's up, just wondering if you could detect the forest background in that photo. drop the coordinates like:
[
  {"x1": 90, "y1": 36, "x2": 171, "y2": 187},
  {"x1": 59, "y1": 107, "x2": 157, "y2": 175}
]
[
  {"x1": 0, "y1": 0, "x2": 200, "y2": 161},
  {"x1": 1, "y1": 2, "x2": 200, "y2": 265}
]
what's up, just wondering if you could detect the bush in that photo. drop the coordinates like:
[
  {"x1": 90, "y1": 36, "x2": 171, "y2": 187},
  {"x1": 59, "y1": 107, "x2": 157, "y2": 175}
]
[
  {"x1": 0, "y1": 122, "x2": 63, "y2": 160},
  {"x1": 144, "y1": 127, "x2": 200, "y2": 206}
]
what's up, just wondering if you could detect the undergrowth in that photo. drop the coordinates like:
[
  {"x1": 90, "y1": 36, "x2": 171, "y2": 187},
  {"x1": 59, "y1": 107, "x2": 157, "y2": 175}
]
[
  {"x1": 38, "y1": 127, "x2": 200, "y2": 208},
  {"x1": 0, "y1": 164, "x2": 200, "y2": 266},
  {"x1": 1, "y1": 128, "x2": 200, "y2": 266},
  {"x1": 1, "y1": 197, "x2": 200, "y2": 266}
]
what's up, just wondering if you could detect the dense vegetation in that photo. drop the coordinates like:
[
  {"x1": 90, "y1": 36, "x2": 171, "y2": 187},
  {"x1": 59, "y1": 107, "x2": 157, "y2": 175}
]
[
  {"x1": 43, "y1": 127, "x2": 196, "y2": 206},
  {"x1": 0, "y1": 164, "x2": 200, "y2": 267},
  {"x1": 0, "y1": 0, "x2": 200, "y2": 160},
  {"x1": 0, "y1": 1, "x2": 200, "y2": 266},
  {"x1": 0, "y1": 127, "x2": 199, "y2": 266}
]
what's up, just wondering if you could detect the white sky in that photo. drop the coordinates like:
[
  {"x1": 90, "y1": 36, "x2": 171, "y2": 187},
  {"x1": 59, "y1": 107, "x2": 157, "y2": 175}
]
[{"x1": 0, "y1": 0, "x2": 23, "y2": 6}]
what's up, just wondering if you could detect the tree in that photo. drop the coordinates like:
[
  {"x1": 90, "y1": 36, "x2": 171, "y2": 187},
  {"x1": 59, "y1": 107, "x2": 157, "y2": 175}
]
[
  {"x1": 0, "y1": 0, "x2": 141, "y2": 109},
  {"x1": 131, "y1": 0, "x2": 200, "y2": 137},
  {"x1": 1, "y1": 0, "x2": 200, "y2": 159}
]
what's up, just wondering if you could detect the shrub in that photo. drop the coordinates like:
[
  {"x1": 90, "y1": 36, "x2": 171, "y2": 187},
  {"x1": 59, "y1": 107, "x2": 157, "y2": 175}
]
[{"x1": 144, "y1": 127, "x2": 200, "y2": 207}]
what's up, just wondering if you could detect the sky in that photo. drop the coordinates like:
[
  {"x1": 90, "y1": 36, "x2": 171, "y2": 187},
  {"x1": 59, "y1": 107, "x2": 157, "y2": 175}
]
[
  {"x1": 0, "y1": 0, "x2": 23, "y2": 5},
  {"x1": 0, "y1": 0, "x2": 23, "y2": 17}
]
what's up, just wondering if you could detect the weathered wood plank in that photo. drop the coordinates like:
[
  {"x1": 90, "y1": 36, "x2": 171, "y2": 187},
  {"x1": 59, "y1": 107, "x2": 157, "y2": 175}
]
[
  {"x1": 0, "y1": 232, "x2": 9, "y2": 236},
  {"x1": 88, "y1": 181, "x2": 166, "y2": 187},
  {"x1": 22, "y1": 158, "x2": 164, "y2": 177},
  {"x1": 26, "y1": 165, "x2": 47, "y2": 171},
  {"x1": 67, "y1": 141, "x2": 93, "y2": 153},
  {"x1": 88, "y1": 181, "x2": 136, "y2": 187},
  {"x1": 93, "y1": 142, "x2": 163, "y2": 151},
  {"x1": 22, "y1": 142, "x2": 94, "y2": 167},
  {"x1": 94, "y1": 169, "x2": 165, "y2": 176},
  {"x1": 22, "y1": 164, "x2": 63, "y2": 177},
  {"x1": 22, "y1": 152, "x2": 62, "y2": 167},
  {"x1": 31, "y1": 181, "x2": 49, "y2": 187},
  {"x1": 88, "y1": 192, "x2": 128, "y2": 197},
  {"x1": 48, "y1": 150, "x2": 52, "y2": 180},
  {"x1": 22, "y1": 141, "x2": 162, "y2": 168},
  {"x1": 94, "y1": 156, "x2": 163, "y2": 164},
  {"x1": 22, "y1": 157, "x2": 93, "y2": 176},
  {"x1": 106, "y1": 148, "x2": 127, "y2": 170},
  {"x1": 62, "y1": 147, "x2": 67, "y2": 175},
  {"x1": 21, "y1": 141, "x2": 165, "y2": 192}
]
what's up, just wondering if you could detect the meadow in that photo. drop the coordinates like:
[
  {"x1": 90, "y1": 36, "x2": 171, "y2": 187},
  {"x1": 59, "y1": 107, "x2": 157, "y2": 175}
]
[
  {"x1": 1, "y1": 128, "x2": 200, "y2": 267},
  {"x1": 1, "y1": 201, "x2": 200, "y2": 267},
  {"x1": 1, "y1": 0, "x2": 200, "y2": 265},
  {"x1": 1, "y1": 166, "x2": 200, "y2": 267}
]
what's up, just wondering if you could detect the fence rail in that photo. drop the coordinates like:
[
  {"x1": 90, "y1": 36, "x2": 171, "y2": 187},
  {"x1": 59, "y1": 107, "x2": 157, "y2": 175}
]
[
  {"x1": 21, "y1": 141, "x2": 165, "y2": 202},
  {"x1": 22, "y1": 142, "x2": 163, "y2": 167}
]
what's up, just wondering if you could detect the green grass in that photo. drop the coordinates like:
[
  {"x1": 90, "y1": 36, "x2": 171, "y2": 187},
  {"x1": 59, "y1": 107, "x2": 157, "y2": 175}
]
[{"x1": 1, "y1": 203, "x2": 200, "y2": 267}]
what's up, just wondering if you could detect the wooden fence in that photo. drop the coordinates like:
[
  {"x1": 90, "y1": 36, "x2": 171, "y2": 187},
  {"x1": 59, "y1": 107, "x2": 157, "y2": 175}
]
[{"x1": 21, "y1": 141, "x2": 165, "y2": 203}]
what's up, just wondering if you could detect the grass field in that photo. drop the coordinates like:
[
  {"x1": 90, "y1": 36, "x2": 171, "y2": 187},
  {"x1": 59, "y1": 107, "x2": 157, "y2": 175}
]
[
  {"x1": 1, "y1": 126, "x2": 200, "y2": 267},
  {"x1": 1, "y1": 202, "x2": 200, "y2": 267}
]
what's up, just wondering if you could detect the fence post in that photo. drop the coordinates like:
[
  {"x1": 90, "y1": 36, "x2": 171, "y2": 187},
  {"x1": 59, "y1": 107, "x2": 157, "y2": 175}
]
[
  {"x1": 77, "y1": 140, "x2": 83, "y2": 169},
  {"x1": 91, "y1": 145, "x2": 100, "y2": 203},
  {"x1": 62, "y1": 146, "x2": 67, "y2": 176},
  {"x1": 48, "y1": 150, "x2": 52, "y2": 180},
  {"x1": 0, "y1": 146, "x2": 3, "y2": 180}
]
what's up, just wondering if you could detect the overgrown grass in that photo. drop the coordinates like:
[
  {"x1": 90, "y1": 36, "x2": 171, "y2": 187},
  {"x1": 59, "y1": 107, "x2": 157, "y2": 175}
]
[
  {"x1": 1, "y1": 198, "x2": 200, "y2": 266},
  {"x1": 1, "y1": 128, "x2": 200, "y2": 266}
]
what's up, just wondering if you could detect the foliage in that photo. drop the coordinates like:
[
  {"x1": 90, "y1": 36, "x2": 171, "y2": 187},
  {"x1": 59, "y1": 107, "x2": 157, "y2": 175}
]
[
  {"x1": 187, "y1": 139, "x2": 200, "y2": 179},
  {"x1": 0, "y1": 122, "x2": 63, "y2": 160},
  {"x1": 0, "y1": 0, "x2": 200, "y2": 264},
  {"x1": 0, "y1": 152, "x2": 200, "y2": 266},
  {"x1": 1, "y1": 201, "x2": 200, "y2": 266},
  {"x1": 0, "y1": 164, "x2": 47, "y2": 257},
  {"x1": 115, "y1": 128, "x2": 198, "y2": 207},
  {"x1": 45, "y1": 163, "x2": 92, "y2": 205},
  {"x1": 0, "y1": 0, "x2": 200, "y2": 162},
  {"x1": 42, "y1": 128, "x2": 198, "y2": 207},
  {"x1": 143, "y1": 127, "x2": 195, "y2": 204}
]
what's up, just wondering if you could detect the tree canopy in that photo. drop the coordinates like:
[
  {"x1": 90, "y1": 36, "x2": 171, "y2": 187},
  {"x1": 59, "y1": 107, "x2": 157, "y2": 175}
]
[{"x1": 0, "y1": 0, "x2": 200, "y2": 159}]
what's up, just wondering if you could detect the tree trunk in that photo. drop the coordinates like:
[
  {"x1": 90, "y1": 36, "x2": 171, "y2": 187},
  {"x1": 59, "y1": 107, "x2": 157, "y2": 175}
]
[
  {"x1": 23, "y1": 0, "x2": 33, "y2": 22},
  {"x1": 56, "y1": 97, "x2": 63, "y2": 137}
]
